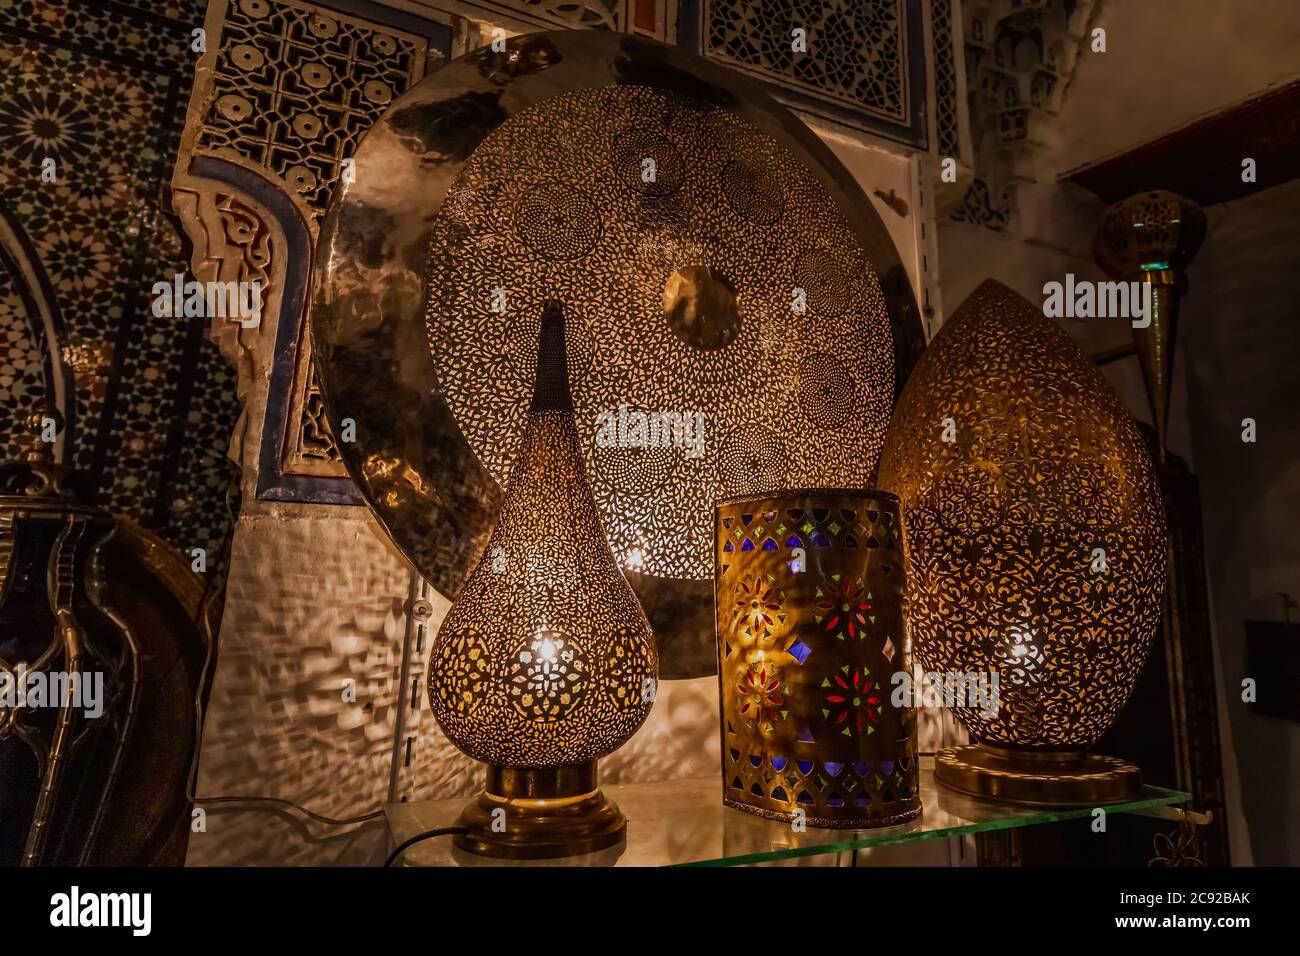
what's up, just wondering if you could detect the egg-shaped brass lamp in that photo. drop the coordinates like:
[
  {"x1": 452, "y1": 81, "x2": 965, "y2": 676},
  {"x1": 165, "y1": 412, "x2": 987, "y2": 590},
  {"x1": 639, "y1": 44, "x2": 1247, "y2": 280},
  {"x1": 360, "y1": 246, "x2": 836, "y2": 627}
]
[
  {"x1": 427, "y1": 302, "x2": 658, "y2": 858},
  {"x1": 878, "y1": 280, "x2": 1167, "y2": 806}
]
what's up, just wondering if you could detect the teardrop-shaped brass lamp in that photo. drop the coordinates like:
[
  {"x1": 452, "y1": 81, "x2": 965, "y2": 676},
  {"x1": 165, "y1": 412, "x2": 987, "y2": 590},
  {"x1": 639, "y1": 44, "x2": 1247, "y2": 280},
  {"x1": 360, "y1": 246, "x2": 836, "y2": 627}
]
[
  {"x1": 427, "y1": 302, "x2": 658, "y2": 858},
  {"x1": 878, "y1": 280, "x2": 1167, "y2": 806}
]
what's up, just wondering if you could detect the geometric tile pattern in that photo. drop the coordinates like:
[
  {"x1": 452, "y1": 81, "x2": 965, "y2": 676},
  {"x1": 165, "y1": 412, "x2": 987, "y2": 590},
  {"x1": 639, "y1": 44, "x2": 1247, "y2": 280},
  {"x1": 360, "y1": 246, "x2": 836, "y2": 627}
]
[
  {"x1": 703, "y1": 0, "x2": 908, "y2": 122},
  {"x1": 0, "y1": 0, "x2": 240, "y2": 570},
  {"x1": 194, "y1": 0, "x2": 425, "y2": 228},
  {"x1": 931, "y1": 0, "x2": 960, "y2": 158},
  {"x1": 0, "y1": 276, "x2": 47, "y2": 447}
]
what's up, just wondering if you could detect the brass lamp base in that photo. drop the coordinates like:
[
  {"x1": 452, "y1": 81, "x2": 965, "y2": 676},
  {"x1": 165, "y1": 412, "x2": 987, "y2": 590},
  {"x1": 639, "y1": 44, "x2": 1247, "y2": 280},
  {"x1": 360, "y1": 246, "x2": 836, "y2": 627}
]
[
  {"x1": 453, "y1": 763, "x2": 627, "y2": 860},
  {"x1": 935, "y1": 745, "x2": 1143, "y2": 807}
]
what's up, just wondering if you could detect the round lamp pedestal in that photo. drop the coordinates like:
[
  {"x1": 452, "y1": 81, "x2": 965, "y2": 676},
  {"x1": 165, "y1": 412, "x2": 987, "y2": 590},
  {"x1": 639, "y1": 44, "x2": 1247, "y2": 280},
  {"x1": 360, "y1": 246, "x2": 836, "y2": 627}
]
[
  {"x1": 935, "y1": 745, "x2": 1142, "y2": 808},
  {"x1": 453, "y1": 764, "x2": 626, "y2": 860}
]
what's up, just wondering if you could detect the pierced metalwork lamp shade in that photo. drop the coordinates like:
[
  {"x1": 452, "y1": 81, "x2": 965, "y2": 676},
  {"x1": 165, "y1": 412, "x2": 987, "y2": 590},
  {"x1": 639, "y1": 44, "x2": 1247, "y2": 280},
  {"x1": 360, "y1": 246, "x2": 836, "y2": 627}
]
[
  {"x1": 877, "y1": 280, "x2": 1167, "y2": 806},
  {"x1": 714, "y1": 489, "x2": 921, "y2": 828},
  {"x1": 311, "y1": 31, "x2": 925, "y2": 681},
  {"x1": 427, "y1": 303, "x2": 658, "y2": 858}
]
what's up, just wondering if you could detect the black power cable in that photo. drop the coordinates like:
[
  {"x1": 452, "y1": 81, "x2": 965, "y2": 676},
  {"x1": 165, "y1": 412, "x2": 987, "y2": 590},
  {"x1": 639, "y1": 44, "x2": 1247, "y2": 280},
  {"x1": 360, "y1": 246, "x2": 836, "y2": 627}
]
[{"x1": 384, "y1": 826, "x2": 469, "y2": 867}]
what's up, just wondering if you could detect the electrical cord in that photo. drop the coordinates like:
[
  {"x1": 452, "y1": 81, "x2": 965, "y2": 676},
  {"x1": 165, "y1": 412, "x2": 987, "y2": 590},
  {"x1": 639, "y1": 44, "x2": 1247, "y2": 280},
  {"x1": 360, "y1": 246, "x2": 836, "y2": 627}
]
[
  {"x1": 384, "y1": 826, "x2": 469, "y2": 867},
  {"x1": 197, "y1": 795, "x2": 384, "y2": 826}
]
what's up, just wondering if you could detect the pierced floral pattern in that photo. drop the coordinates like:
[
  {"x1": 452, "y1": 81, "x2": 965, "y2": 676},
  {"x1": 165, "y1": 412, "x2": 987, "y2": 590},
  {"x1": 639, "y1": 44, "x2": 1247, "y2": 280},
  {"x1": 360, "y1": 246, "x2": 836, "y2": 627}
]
[
  {"x1": 823, "y1": 664, "x2": 881, "y2": 735},
  {"x1": 738, "y1": 660, "x2": 785, "y2": 732},
  {"x1": 994, "y1": 624, "x2": 1045, "y2": 686},
  {"x1": 733, "y1": 573, "x2": 784, "y2": 642},
  {"x1": 716, "y1": 491, "x2": 919, "y2": 827},
  {"x1": 435, "y1": 629, "x2": 491, "y2": 720},
  {"x1": 814, "y1": 574, "x2": 874, "y2": 639},
  {"x1": 426, "y1": 85, "x2": 896, "y2": 583},
  {"x1": 428, "y1": 345, "x2": 657, "y2": 766},
  {"x1": 507, "y1": 629, "x2": 586, "y2": 722}
]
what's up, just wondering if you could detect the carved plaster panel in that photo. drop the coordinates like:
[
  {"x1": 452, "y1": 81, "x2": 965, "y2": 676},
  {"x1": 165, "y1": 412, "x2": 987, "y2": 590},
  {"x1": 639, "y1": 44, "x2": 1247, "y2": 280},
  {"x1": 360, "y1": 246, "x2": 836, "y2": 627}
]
[{"x1": 952, "y1": 0, "x2": 1102, "y2": 230}]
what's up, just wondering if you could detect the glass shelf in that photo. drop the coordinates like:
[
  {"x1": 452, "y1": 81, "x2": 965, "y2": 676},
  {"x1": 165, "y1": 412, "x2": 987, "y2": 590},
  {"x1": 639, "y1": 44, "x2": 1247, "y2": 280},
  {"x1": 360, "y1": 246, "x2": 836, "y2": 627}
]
[{"x1": 385, "y1": 756, "x2": 1189, "y2": 867}]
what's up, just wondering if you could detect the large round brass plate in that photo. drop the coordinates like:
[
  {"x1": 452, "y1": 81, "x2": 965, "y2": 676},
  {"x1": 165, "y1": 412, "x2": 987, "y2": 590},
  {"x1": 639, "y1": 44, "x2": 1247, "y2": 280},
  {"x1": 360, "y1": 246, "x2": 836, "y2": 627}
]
[
  {"x1": 428, "y1": 85, "x2": 894, "y2": 582},
  {"x1": 312, "y1": 32, "x2": 923, "y2": 678}
]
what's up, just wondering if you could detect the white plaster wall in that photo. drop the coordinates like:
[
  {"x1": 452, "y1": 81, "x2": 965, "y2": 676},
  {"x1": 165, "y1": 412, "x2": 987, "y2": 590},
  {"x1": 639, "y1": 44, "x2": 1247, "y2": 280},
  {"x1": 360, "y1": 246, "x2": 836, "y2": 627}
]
[
  {"x1": 1055, "y1": 0, "x2": 1300, "y2": 174},
  {"x1": 807, "y1": 115, "x2": 926, "y2": 298}
]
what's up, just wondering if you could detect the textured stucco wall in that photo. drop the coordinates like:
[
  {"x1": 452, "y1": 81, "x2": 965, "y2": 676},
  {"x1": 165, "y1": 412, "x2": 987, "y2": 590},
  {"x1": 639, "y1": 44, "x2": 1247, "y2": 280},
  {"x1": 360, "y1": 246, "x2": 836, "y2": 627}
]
[{"x1": 186, "y1": 510, "x2": 415, "y2": 865}]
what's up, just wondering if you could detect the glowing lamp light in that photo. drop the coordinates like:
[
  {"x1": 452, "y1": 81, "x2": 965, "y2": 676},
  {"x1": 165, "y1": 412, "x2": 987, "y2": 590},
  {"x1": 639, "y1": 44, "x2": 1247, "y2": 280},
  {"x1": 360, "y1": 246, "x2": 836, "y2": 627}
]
[
  {"x1": 878, "y1": 280, "x2": 1167, "y2": 806},
  {"x1": 427, "y1": 303, "x2": 658, "y2": 858}
]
